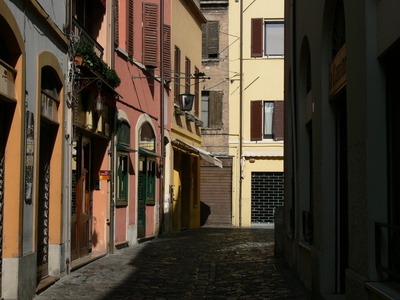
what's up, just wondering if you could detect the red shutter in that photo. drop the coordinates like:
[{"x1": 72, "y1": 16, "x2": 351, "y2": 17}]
[
  {"x1": 251, "y1": 100, "x2": 263, "y2": 141},
  {"x1": 273, "y1": 101, "x2": 284, "y2": 141},
  {"x1": 114, "y1": 0, "x2": 119, "y2": 46},
  {"x1": 163, "y1": 25, "x2": 171, "y2": 81},
  {"x1": 127, "y1": 0, "x2": 134, "y2": 57},
  {"x1": 143, "y1": 2, "x2": 159, "y2": 68},
  {"x1": 251, "y1": 18, "x2": 263, "y2": 57}
]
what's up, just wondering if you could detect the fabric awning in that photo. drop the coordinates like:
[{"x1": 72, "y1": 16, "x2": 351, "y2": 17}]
[
  {"x1": 242, "y1": 149, "x2": 284, "y2": 157},
  {"x1": 139, "y1": 148, "x2": 163, "y2": 158},
  {"x1": 172, "y1": 139, "x2": 223, "y2": 168}
]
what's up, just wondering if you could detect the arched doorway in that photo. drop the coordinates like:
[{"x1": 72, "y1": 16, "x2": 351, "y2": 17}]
[
  {"x1": 37, "y1": 65, "x2": 62, "y2": 281},
  {"x1": 137, "y1": 121, "x2": 157, "y2": 239}
]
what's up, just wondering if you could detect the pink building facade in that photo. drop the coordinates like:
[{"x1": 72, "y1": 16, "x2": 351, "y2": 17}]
[{"x1": 114, "y1": 0, "x2": 171, "y2": 245}]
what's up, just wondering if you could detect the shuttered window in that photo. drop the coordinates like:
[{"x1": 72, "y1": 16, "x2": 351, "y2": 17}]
[
  {"x1": 251, "y1": 100, "x2": 284, "y2": 141},
  {"x1": 163, "y1": 24, "x2": 171, "y2": 81},
  {"x1": 185, "y1": 57, "x2": 191, "y2": 94},
  {"x1": 202, "y1": 21, "x2": 219, "y2": 59},
  {"x1": 127, "y1": 0, "x2": 134, "y2": 57},
  {"x1": 251, "y1": 18, "x2": 263, "y2": 57},
  {"x1": 251, "y1": 18, "x2": 285, "y2": 57},
  {"x1": 194, "y1": 66, "x2": 200, "y2": 116},
  {"x1": 143, "y1": 2, "x2": 159, "y2": 68},
  {"x1": 202, "y1": 91, "x2": 223, "y2": 128},
  {"x1": 174, "y1": 46, "x2": 181, "y2": 104},
  {"x1": 114, "y1": 0, "x2": 119, "y2": 46}
]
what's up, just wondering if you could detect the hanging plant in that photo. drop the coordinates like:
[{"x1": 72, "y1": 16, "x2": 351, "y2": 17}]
[{"x1": 75, "y1": 40, "x2": 121, "y2": 88}]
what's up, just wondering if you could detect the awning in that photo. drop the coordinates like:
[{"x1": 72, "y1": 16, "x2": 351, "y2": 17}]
[
  {"x1": 242, "y1": 149, "x2": 284, "y2": 157},
  {"x1": 117, "y1": 143, "x2": 136, "y2": 152},
  {"x1": 172, "y1": 139, "x2": 223, "y2": 168},
  {"x1": 139, "y1": 148, "x2": 163, "y2": 158}
]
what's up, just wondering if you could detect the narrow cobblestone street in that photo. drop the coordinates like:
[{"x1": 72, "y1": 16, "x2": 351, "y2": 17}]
[{"x1": 35, "y1": 228, "x2": 310, "y2": 299}]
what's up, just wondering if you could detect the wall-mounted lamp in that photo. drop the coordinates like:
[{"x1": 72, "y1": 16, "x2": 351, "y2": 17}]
[
  {"x1": 177, "y1": 93, "x2": 194, "y2": 111},
  {"x1": 95, "y1": 92, "x2": 104, "y2": 115}
]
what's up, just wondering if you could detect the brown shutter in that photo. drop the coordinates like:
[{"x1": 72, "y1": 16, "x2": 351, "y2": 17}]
[
  {"x1": 143, "y1": 2, "x2": 159, "y2": 68},
  {"x1": 127, "y1": 0, "x2": 134, "y2": 57},
  {"x1": 208, "y1": 21, "x2": 219, "y2": 57},
  {"x1": 194, "y1": 66, "x2": 199, "y2": 116},
  {"x1": 114, "y1": 0, "x2": 119, "y2": 46},
  {"x1": 273, "y1": 101, "x2": 284, "y2": 141},
  {"x1": 185, "y1": 57, "x2": 191, "y2": 94},
  {"x1": 174, "y1": 46, "x2": 181, "y2": 103},
  {"x1": 209, "y1": 91, "x2": 223, "y2": 127},
  {"x1": 251, "y1": 18, "x2": 263, "y2": 57},
  {"x1": 163, "y1": 24, "x2": 171, "y2": 81},
  {"x1": 251, "y1": 100, "x2": 263, "y2": 141},
  {"x1": 202, "y1": 23, "x2": 208, "y2": 59}
]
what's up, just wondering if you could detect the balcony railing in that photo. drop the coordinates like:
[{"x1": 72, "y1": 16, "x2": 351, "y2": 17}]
[
  {"x1": 72, "y1": 17, "x2": 104, "y2": 59},
  {"x1": 375, "y1": 222, "x2": 400, "y2": 280},
  {"x1": 302, "y1": 211, "x2": 314, "y2": 244}
]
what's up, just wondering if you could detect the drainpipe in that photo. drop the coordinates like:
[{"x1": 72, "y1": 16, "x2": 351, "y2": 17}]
[
  {"x1": 158, "y1": 0, "x2": 165, "y2": 236},
  {"x1": 238, "y1": 0, "x2": 244, "y2": 227},
  {"x1": 109, "y1": 0, "x2": 116, "y2": 254}
]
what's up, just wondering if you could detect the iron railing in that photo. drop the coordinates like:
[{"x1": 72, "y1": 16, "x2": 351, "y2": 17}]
[
  {"x1": 375, "y1": 222, "x2": 400, "y2": 280},
  {"x1": 72, "y1": 17, "x2": 104, "y2": 59},
  {"x1": 302, "y1": 211, "x2": 314, "y2": 244}
]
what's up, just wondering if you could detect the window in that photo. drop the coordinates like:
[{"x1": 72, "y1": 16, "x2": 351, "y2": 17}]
[
  {"x1": 116, "y1": 119, "x2": 133, "y2": 206},
  {"x1": 250, "y1": 100, "x2": 284, "y2": 141},
  {"x1": 251, "y1": 18, "x2": 284, "y2": 57},
  {"x1": 201, "y1": 91, "x2": 223, "y2": 128},
  {"x1": 194, "y1": 66, "x2": 200, "y2": 116},
  {"x1": 117, "y1": 153, "x2": 129, "y2": 206},
  {"x1": 202, "y1": 21, "x2": 219, "y2": 59}
]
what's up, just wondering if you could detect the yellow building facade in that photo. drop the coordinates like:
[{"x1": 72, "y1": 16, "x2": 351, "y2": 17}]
[
  {"x1": 168, "y1": 0, "x2": 208, "y2": 231},
  {"x1": 229, "y1": 0, "x2": 284, "y2": 227}
]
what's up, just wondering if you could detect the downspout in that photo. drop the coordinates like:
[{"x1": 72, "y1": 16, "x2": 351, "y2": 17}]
[
  {"x1": 290, "y1": 0, "x2": 298, "y2": 236},
  {"x1": 65, "y1": 0, "x2": 73, "y2": 275},
  {"x1": 238, "y1": 0, "x2": 244, "y2": 227},
  {"x1": 159, "y1": 0, "x2": 165, "y2": 236},
  {"x1": 109, "y1": 0, "x2": 116, "y2": 254}
]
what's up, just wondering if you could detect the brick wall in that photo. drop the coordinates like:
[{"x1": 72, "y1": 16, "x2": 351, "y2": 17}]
[{"x1": 251, "y1": 172, "x2": 284, "y2": 223}]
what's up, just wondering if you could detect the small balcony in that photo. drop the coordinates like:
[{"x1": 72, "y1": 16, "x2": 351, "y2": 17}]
[
  {"x1": 376, "y1": 222, "x2": 400, "y2": 280},
  {"x1": 72, "y1": 17, "x2": 104, "y2": 60}
]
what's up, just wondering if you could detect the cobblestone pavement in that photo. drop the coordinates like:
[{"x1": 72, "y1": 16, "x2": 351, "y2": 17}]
[{"x1": 35, "y1": 227, "x2": 310, "y2": 300}]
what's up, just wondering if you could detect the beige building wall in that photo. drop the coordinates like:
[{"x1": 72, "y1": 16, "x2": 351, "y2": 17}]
[
  {"x1": 170, "y1": 0, "x2": 206, "y2": 230},
  {"x1": 229, "y1": 0, "x2": 284, "y2": 227}
]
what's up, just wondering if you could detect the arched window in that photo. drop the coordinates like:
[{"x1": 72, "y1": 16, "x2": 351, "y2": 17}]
[{"x1": 139, "y1": 122, "x2": 155, "y2": 152}]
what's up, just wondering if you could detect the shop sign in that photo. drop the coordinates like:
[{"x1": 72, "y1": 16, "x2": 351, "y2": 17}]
[{"x1": 99, "y1": 170, "x2": 111, "y2": 181}]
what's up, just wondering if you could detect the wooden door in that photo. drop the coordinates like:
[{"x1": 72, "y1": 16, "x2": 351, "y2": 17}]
[{"x1": 71, "y1": 137, "x2": 92, "y2": 260}]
